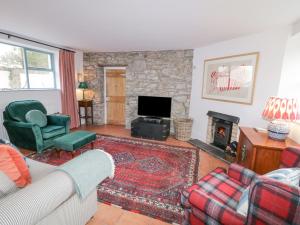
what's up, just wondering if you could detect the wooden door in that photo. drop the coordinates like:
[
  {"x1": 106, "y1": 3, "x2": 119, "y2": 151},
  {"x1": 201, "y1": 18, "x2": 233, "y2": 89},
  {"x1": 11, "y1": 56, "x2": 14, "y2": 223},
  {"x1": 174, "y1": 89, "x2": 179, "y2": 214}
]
[{"x1": 106, "y1": 69, "x2": 126, "y2": 125}]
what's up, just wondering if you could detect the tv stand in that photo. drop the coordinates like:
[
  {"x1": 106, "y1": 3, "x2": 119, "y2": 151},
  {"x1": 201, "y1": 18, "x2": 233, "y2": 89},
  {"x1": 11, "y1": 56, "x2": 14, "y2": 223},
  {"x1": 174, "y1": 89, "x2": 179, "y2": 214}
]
[
  {"x1": 143, "y1": 117, "x2": 162, "y2": 124},
  {"x1": 131, "y1": 117, "x2": 170, "y2": 141}
]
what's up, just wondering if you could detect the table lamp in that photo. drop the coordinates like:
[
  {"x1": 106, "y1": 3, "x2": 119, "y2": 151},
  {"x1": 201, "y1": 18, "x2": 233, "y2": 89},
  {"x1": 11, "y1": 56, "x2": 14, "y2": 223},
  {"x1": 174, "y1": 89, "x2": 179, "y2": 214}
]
[
  {"x1": 78, "y1": 81, "x2": 88, "y2": 100},
  {"x1": 262, "y1": 97, "x2": 300, "y2": 141}
]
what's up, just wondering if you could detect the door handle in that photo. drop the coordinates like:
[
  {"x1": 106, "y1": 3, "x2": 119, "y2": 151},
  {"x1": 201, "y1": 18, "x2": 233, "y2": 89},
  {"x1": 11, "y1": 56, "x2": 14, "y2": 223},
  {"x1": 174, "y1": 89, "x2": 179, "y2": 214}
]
[{"x1": 241, "y1": 144, "x2": 247, "y2": 161}]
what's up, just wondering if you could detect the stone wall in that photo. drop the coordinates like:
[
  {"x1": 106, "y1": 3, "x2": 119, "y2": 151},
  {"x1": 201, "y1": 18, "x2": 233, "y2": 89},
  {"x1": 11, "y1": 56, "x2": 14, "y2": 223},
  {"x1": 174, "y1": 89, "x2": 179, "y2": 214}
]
[{"x1": 83, "y1": 50, "x2": 193, "y2": 129}]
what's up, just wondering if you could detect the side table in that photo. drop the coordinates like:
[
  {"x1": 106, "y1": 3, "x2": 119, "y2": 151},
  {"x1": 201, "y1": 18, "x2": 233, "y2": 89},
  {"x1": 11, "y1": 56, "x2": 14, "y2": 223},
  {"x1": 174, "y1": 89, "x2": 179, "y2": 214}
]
[
  {"x1": 236, "y1": 127, "x2": 299, "y2": 174},
  {"x1": 78, "y1": 100, "x2": 94, "y2": 126}
]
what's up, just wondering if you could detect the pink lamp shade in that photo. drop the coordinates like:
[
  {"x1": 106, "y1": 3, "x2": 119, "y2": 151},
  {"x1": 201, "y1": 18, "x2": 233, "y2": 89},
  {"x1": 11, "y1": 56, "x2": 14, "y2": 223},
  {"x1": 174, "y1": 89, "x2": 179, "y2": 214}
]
[{"x1": 262, "y1": 97, "x2": 300, "y2": 121}]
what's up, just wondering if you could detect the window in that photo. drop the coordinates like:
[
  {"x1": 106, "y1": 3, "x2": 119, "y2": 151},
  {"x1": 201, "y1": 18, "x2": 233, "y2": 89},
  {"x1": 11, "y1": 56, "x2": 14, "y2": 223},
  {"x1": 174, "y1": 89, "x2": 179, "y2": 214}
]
[{"x1": 0, "y1": 42, "x2": 56, "y2": 89}]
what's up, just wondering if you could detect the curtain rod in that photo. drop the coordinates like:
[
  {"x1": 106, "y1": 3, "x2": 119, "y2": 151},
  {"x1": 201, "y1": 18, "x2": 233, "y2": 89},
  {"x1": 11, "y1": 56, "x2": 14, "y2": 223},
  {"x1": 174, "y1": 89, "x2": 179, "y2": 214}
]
[{"x1": 0, "y1": 31, "x2": 76, "y2": 53}]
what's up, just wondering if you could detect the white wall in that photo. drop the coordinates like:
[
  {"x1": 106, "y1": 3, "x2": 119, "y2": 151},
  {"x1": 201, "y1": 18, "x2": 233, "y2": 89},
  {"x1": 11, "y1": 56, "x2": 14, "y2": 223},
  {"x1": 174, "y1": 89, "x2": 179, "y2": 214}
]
[
  {"x1": 0, "y1": 90, "x2": 61, "y2": 113},
  {"x1": 189, "y1": 27, "x2": 291, "y2": 141},
  {"x1": 278, "y1": 26, "x2": 300, "y2": 143},
  {"x1": 292, "y1": 19, "x2": 300, "y2": 36},
  {"x1": 278, "y1": 33, "x2": 300, "y2": 98},
  {"x1": 75, "y1": 51, "x2": 83, "y2": 79}
]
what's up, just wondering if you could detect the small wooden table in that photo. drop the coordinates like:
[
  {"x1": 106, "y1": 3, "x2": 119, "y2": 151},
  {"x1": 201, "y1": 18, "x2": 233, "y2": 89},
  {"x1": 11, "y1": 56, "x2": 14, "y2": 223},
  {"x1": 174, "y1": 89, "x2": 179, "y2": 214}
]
[
  {"x1": 78, "y1": 100, "x2": 94, "y2": 126},
  {"x1": 236, "y1": 127, "x2": 299, "y2": 174}
]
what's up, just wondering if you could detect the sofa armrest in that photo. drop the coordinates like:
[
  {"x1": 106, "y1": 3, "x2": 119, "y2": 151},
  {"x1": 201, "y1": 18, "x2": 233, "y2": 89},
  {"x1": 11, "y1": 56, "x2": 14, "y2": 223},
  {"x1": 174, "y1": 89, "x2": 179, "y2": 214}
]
[
  {"x1": 189, "y1": 189, "x2": 245, "y2": 225},
  {"x1": 228, "y1": 163, "x2": 257, "y2": 186},
  {"x1": 47, "y1": 114, "x2": 70, "y2": 132},
  {"x1": 247, "y1": 176, "x2": 300, "y2": 225},
  {"x1": 181, "y1": 167, "x2": 227, "y2": 209},
  {"x1": 0, "y1": 171, "x2": 74, "y2": 225}
]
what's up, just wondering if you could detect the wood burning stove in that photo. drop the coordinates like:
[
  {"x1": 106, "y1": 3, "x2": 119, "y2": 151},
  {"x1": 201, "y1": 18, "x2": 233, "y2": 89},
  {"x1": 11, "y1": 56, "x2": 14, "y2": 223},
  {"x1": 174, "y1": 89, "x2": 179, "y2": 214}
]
[{"x1": 212, "y1": 118, "x2": 233, "y2": 149}]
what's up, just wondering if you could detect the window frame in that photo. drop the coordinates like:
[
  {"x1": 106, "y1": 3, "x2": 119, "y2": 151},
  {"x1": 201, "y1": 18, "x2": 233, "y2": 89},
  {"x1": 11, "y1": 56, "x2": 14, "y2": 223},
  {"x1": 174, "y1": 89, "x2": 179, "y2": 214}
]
[{"x1": 0, "y1": 41, "x2": 57, "y2": 90}]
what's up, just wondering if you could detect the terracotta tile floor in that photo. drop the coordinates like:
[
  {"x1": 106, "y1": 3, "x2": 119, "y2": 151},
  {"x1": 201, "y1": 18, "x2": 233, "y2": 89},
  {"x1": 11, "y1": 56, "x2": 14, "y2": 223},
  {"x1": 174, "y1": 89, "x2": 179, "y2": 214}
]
[
  {"x1": 22, "y1": 124, "x2": 229, "y2": 225},
  {"x1": 87, "y1": 203, "x2": 170, "y2": 225}
]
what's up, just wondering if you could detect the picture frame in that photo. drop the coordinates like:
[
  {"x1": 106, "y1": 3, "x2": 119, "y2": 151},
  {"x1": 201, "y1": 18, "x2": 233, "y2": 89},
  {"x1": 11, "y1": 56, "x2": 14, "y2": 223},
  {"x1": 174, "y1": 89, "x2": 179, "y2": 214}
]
[{"x1": 202, "y1": 52, "x2": 259, "y2": 105}]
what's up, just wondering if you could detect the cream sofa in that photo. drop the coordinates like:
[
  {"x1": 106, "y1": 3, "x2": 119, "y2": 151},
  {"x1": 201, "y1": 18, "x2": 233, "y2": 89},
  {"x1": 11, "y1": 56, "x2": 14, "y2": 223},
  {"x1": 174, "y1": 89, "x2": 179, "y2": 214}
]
[{"x1": 0, "y1": 154, "x2": 107, "y2": 225}]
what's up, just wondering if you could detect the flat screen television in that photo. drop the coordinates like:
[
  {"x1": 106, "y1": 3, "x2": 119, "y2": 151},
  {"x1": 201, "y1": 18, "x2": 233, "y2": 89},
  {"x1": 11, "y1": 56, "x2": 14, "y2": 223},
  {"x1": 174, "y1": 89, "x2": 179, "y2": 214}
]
[{"x1": 138, "y1": 96, "x2": 172, "y2": 118}]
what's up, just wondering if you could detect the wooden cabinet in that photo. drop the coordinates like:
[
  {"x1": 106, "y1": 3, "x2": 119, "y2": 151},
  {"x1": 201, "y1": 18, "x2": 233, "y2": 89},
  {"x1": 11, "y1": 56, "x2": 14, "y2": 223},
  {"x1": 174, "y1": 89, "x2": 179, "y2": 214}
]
[
  {"x1": 236, "y1": 127, "x2": 299, "y2": 174},
  {"x1": 78, "y1": 100, "x2": 94, "y2": 125}
]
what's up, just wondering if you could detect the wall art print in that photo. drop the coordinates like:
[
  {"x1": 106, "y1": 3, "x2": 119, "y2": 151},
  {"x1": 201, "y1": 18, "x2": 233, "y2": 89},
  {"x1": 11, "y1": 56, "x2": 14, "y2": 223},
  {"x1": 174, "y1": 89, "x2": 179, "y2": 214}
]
[{"x1": 202, "y1": 52, "x2": 259, "y2": 104}]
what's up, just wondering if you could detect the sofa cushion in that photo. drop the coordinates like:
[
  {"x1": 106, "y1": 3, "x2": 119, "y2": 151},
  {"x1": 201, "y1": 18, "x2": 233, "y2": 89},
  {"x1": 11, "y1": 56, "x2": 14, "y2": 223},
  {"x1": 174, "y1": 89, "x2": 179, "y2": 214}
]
[
  {"x1": 182, "y1": 167, "x2": 246, "y2": 210},
  {"x1": 42, "y1": 125, "x2": 65, "y2": 139},
  {"x1": 27, "y1": 158, "x2": 56, "y2": 182},
  {"x1": 0, "y1": 171, "x2": 18, "y2": 198},
  {"x1": 0, "y1": 144, "x2": 31, "y2": 187},
  {"x1": 265, "y1": 167, "x2": 300, "y2": 186},
  {"x1": 25, "y1": 110, "x2": 47, "y2": 127},
  {"x1": 5, "y1": 100, "x2": 47, "y2": 122}
]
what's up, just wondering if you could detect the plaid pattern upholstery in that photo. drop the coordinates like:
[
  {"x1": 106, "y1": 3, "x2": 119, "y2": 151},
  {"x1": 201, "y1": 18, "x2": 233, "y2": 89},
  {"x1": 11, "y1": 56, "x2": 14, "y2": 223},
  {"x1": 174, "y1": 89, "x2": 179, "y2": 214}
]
[
  {"x1": 181, "y1": 167, "x2": 246, "y2": 210},
  {"x1": 280, "y1": 147, "x2": 300, "y2": 168},
  {"x1": 247, "y1": 176, "x2": 300, "y2": 225},
  {"x1": 189, "y1": 190, "x2": 245, "y2": 225},
  {"x1": 182, "y1": 147, "x2": 300, "y2": 225},
  {"x1": 228, "y1": 163, "x2": 257, "y2": 186}
]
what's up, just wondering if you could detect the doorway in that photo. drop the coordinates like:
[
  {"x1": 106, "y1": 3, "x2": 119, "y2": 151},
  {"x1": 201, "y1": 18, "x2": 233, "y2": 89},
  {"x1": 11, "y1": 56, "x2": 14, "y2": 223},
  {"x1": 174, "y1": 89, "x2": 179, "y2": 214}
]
[{"x1": 104, "y1": 67, "x2": 126, "y2": 126}]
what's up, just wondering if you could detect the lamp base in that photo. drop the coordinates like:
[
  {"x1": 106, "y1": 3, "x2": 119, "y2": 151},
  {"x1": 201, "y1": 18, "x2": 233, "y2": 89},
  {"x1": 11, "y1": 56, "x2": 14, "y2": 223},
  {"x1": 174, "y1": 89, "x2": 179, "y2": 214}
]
[{"x1": 267, "y1": 121, "x2": 289, "y2": 141}]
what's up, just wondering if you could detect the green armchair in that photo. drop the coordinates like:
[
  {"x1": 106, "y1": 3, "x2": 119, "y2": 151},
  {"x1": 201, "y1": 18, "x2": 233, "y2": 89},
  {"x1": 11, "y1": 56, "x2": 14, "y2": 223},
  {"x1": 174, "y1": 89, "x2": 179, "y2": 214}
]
[{"x1": 3, "y1": 100, "x2": 70, "y2": 153}]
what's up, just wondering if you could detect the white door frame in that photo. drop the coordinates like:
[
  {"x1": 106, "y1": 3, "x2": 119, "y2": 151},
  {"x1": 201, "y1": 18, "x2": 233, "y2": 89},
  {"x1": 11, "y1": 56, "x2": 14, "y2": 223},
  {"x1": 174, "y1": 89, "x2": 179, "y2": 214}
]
[{"x1": 103, "y1": 67, "x2": 127, "y2": 124}]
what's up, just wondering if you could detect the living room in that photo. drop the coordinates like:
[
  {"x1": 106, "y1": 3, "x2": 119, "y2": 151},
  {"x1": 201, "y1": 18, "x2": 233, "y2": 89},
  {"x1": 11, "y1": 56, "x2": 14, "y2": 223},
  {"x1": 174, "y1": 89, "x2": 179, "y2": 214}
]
[{"x1": 0, "y1": 1, "x2": 300, "y2": 225}]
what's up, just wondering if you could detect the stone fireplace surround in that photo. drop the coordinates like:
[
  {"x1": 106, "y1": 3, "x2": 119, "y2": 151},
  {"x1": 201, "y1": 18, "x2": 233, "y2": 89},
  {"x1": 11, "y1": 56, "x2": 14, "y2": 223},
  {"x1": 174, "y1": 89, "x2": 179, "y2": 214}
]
[
  {"x1": 206, "y1": 111, "x2": 240, "y2": 146},
  {"x1": 190, "y1": 111, "x2": 240, "y2": 163},
  {"x1": 83, "y1": 50, "x2": 193, "y2": 129}
]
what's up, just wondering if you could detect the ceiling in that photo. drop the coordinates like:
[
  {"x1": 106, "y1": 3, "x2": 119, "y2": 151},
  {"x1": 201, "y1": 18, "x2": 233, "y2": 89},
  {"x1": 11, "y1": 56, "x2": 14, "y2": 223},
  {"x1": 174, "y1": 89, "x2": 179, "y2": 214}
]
[{"x1": 1, "y1": 0, "x2": 300, "y2": 52}]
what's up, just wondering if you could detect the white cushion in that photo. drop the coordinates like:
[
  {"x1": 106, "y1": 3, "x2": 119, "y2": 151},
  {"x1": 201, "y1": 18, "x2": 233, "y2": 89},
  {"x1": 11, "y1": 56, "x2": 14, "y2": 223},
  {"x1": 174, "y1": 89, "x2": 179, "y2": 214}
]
[{"x1": 265, "y1": 168, "x2": 300, "y2": 187}]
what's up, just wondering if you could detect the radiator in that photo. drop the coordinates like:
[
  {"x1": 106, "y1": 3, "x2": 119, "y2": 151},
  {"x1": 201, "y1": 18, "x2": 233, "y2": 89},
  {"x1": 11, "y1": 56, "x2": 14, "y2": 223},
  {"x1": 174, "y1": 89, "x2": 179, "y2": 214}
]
[{"x1": 0, "y1": 112, "x2": 9, "y2": 140}]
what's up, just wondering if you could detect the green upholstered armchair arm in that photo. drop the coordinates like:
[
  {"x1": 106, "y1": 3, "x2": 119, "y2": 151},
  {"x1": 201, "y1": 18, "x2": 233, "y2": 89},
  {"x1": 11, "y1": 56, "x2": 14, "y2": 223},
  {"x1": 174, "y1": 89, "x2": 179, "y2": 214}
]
[
  {"x1": 47, "y1": 114, "x2": 71, "y2": 133},
  {"x1": 3, "y1": 121, "x2": 44, "y2": 152}
]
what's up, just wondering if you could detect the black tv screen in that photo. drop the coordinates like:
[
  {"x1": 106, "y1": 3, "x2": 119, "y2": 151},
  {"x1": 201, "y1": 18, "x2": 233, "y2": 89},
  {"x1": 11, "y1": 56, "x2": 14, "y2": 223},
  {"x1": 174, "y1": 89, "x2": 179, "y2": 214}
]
[{"x1": 138, "y1": 96, "x2": 172, "y2": 118}]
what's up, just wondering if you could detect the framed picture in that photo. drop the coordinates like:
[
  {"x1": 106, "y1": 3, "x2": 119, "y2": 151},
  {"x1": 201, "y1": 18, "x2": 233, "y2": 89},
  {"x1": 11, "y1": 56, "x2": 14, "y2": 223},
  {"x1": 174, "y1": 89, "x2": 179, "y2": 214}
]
[{"x1": 202, "y1": 52, "x2": 259, "y2": 105}]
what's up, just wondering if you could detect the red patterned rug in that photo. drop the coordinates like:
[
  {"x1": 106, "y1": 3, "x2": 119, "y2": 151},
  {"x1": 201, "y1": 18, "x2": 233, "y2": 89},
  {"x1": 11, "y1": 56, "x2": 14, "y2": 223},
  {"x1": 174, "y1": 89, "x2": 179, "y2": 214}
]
[{"x1": 29, "y1": 134, "x2": 199, "y2": 224}]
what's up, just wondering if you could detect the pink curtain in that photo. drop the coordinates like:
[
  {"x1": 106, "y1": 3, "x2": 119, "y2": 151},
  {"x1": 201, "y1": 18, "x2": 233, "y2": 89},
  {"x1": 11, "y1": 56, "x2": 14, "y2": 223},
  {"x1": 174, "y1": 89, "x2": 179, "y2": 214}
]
[{"x1": 59, "y1": 50, "x2": 80, "y2": 129}]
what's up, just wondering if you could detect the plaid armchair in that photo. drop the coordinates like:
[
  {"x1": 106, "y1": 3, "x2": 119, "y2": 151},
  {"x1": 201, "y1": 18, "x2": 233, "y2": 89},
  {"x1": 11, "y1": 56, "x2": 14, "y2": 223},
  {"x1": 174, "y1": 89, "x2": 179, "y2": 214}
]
[{"x1": 181, "y1": 147, "x2": 300, "y2": 225}]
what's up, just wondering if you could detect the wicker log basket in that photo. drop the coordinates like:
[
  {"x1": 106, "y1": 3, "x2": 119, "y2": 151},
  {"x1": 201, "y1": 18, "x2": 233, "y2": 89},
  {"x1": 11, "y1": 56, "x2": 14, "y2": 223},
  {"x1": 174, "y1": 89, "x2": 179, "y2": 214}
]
[{"x1": 174, "y1": 118, "x2": 193, "y2": 141}]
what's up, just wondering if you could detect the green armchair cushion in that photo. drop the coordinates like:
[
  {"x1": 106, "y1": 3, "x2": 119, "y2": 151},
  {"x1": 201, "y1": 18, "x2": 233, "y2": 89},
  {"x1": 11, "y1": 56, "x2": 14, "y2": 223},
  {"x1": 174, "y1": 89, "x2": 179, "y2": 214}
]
[
  {"x1": 42, "y1": 125, "x2": 65, "y2": 139},
  {"x1": 25, "y1": 110, "x2": 47, "y2": 127}
]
